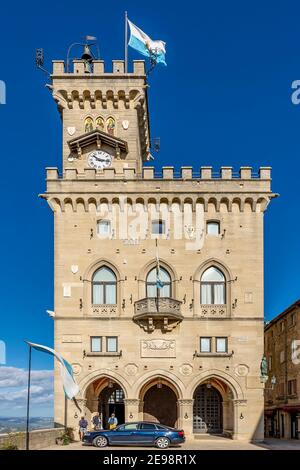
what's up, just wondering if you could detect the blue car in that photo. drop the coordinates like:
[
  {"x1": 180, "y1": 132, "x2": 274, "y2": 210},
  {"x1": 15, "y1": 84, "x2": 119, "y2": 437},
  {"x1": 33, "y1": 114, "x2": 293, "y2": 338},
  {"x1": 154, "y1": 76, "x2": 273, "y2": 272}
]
[{"x1": 82, "y1": 421, "x2": 185, "y2": 448}]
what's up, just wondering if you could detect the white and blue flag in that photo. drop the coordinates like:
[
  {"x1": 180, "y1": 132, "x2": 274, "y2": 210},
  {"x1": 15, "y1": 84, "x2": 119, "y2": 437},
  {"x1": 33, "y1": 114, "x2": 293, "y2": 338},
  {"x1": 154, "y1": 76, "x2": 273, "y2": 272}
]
[
  {"x1": 128, "y1": 19, "x2": 166, "y2": 66},
  {"x1": 27, "y1": 342, "x2": 80, "y2": 400}
]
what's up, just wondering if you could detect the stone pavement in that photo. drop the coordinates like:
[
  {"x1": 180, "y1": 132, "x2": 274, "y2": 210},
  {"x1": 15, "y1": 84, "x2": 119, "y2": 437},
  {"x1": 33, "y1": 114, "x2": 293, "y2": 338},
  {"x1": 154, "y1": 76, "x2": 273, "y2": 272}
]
[{"x1": 41, "y1": 436, "x2": 300, "y2": 451}]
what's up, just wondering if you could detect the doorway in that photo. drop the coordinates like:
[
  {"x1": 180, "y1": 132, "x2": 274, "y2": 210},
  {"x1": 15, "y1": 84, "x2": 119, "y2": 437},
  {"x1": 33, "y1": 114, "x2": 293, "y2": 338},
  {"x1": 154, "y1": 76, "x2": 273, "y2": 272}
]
[
  {"x1": 143, "y1": 384, "x2": 177, "y2": 427},
  {"x1": 193, "y1": 384, "x2": 222, "y2": 433},
  {"x1": 98, "y1": 384, "x2": 125, "y2": 429}
]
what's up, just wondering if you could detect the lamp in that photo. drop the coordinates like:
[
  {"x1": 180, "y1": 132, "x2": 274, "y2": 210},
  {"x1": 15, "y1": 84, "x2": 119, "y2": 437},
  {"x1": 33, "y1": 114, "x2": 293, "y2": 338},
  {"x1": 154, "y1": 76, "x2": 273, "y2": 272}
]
[{"x1": 108, "y1": 380, "x2": 114, "y2": 389}]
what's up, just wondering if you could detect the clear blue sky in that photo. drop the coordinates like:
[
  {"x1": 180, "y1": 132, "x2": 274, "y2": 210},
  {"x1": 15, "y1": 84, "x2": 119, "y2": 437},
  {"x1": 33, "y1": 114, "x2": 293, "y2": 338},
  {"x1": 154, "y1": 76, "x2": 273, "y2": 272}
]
[{"x1": 0, "y1": 0, "x2": 299, "y2": 416}]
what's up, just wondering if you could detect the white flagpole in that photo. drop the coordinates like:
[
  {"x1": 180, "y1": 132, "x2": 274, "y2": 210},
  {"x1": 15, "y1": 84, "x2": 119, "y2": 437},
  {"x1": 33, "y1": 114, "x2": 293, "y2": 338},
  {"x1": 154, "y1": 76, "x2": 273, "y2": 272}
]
[{"x1": 125, "y1": 11, "x2": 128, "y2": 73}]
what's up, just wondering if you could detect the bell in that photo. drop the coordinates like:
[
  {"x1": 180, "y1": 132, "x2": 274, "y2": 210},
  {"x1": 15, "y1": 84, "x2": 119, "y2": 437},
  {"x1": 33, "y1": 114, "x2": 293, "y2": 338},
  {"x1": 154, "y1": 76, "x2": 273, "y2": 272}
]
[{"x1": 81, "y1": 44, "x2": 93, "y2": 61}]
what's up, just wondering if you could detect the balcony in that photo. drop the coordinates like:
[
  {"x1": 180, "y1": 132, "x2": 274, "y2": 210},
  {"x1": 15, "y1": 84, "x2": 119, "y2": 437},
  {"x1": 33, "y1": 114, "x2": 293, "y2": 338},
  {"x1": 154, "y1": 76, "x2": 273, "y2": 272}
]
[{"x1": 134, "y1": 297, "x2": 183, "y2": 332}]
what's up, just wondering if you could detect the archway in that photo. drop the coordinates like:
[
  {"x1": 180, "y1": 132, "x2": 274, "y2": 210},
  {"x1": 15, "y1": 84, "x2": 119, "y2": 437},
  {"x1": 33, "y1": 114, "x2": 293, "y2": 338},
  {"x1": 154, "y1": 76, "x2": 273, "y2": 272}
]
[
  {"x1": 85, "y1": 376, "x2": 126, "y2": 429},
  {"x1": 193, "y1": 384, "x2": 222, "y2": 433},
  {"x1": 98, "y1": 382, "x2": 125, "y2": 429},
  {"x1": 140, "y1": 378, "x2": 179, "y2": 428}
]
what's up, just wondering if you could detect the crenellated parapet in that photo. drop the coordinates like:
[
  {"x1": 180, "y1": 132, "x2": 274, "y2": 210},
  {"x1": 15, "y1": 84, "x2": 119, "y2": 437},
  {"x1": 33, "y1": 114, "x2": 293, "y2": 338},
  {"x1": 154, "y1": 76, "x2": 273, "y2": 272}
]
[
  {"x1": 51, "y1": 59, "x2": 146, "y2": 112},
  {"x1": 42, "y1": 166, "x2": 276, "y2": 213}
]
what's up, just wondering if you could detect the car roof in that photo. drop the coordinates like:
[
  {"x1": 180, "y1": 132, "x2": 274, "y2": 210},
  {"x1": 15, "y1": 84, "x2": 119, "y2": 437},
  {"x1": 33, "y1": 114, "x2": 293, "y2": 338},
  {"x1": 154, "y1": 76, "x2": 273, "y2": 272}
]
[{"x1": 123, "y1": 421, "x2": 174, "y2": 428}]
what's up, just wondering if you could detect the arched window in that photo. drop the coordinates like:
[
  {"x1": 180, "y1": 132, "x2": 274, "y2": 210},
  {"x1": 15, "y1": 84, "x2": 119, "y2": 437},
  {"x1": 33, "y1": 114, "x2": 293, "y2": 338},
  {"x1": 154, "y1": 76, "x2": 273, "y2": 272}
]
[
  {"x1": 146, "y1": 267, "x2": 171, "y2": 298},
  {"x1": 92, "y1": 267, "x2": 117, "y2": 305},
  {"x1": 201, "y1": 266, "x2": 225, "y2": 305}
]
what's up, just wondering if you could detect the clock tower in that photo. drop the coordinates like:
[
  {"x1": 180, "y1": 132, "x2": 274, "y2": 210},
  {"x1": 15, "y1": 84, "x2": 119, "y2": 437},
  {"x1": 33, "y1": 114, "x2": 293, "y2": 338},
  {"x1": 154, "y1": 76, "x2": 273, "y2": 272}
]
[{"x1": 51, "y1": 55, "x2": 150, "y2": 175}]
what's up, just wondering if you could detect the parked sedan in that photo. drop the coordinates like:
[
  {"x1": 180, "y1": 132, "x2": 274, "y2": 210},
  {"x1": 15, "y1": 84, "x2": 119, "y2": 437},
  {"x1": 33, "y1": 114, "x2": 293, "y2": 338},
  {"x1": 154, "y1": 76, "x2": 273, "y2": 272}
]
[{"x1": 82, "y1": 421, "x2": 185, "y2": 448}]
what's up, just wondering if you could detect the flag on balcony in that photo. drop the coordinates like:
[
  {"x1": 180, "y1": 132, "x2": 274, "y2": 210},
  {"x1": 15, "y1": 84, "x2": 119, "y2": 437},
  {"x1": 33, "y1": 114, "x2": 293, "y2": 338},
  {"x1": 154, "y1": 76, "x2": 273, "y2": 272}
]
[
  {"x1": 27, "y1": 342, "x2": 80, "y2": 400},
  {"x1": 155, "y1": 239, "x2": 164, "y2": 289}
]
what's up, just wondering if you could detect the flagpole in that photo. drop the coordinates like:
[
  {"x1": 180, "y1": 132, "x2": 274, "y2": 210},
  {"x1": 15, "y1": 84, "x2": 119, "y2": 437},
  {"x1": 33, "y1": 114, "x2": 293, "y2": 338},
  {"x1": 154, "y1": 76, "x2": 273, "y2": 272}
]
[
  {"x1": 156, "y1": 238, "x2": 159, "y2": 311},
  {"x1": 25, "y1": 344, "x2": 32, "y2": 451},
  {"x1": 125, "y1": 11, "x2": 128, "y2": 73}
]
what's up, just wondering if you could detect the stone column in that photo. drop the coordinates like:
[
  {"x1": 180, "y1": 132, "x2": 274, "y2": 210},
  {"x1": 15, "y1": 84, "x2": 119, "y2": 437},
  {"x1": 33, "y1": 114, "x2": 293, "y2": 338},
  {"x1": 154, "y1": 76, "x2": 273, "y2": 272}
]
[
  {"x1": 177, "y1": 399, "x2": 194, "y2": 437},
  {"x1": 124, "y1": 399, "x2": 140, "y2": 422},
  {"x1": 232, "y1": 399, "x2": 248, "y2": 440},
  {"x1": 68, "y1": 398, "x2": 87, "y2": 441},
  {"x1": 222, "y1": 400, "x2": 233, "y2": 436}
]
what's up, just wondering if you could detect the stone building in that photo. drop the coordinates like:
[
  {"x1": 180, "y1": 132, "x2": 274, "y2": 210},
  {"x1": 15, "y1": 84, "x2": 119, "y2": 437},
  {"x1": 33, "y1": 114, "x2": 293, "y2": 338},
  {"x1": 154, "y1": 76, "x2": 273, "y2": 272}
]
[
  {"x1": 264, "y1": 299, "x2": 300, "y2": 439},
  {"x1": 41, "y1": 51, "x2": 276, "y2": 441}
]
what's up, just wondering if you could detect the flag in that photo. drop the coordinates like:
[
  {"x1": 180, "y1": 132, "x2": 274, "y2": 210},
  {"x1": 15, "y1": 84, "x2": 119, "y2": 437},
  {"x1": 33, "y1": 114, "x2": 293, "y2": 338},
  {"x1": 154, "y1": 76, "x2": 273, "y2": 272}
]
[
  {"x1": 128, "y1": 19, "x2": 166, "y2": 66},
  {"x1": 155, "y1": 240, "x2": 164, "y2": 289},
  {"x1": 27, "y1": 342, "x2": 79, "y2": 400}
]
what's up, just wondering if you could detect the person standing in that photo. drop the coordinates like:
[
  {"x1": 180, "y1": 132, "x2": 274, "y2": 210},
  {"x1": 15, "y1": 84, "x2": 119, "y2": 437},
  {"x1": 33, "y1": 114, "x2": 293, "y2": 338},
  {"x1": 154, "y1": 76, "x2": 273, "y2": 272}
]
[
  {"x1": 107, "y1": 413, "x2": 118, "y2": 430},
  {"x1": 92, "y1": 412, "x2": 102, "y2": 430},
  {"x1": 78, "y1": 416, "x2": 88, "y2": 441}
]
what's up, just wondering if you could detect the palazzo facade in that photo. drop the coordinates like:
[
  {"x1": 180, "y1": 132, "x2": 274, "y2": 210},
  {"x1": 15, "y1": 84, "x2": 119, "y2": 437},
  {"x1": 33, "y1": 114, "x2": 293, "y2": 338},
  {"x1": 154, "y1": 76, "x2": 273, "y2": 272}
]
[{"x1": 42, "y1": 54, "x2": 275, "y2": 440}]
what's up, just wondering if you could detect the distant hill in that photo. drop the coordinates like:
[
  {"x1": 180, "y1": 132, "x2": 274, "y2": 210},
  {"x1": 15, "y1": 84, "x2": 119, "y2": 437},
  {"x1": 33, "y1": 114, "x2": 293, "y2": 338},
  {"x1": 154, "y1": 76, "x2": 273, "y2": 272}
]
[{"x1": 0, "y1": 417, "x2": 54, "y2": 434}]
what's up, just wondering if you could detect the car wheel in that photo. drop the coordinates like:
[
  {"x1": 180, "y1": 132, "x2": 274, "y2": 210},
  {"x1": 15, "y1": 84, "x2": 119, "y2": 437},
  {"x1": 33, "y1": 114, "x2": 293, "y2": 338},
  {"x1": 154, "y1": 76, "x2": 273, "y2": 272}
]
[
  {"x1": 155, "y1": 437, "x2": 170, "y2": 449},
  {"x1": 93, "y1": 436, "x2": 108, "y2": 447}
]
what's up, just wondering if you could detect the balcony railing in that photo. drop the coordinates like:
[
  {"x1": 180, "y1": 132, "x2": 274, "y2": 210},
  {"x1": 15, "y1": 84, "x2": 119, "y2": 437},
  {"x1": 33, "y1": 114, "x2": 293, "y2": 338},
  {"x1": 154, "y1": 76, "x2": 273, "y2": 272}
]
[{"x1": 134, "y1": 297, "x2": 183, "y2": 332}]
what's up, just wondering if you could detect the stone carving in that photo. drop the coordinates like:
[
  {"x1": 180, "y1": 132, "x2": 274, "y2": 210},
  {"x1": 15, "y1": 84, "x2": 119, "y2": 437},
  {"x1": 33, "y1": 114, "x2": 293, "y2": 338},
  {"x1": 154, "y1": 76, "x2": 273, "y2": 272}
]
[
  {"x1": 67, "y1": 126, "x2": 76, "y2": 136},
  {"x1": 141, "y1": 339, "x2": 176, "y2": 358},
  {"x1": 142, "y1": 340, "x2": 175, "y2": 350},
  {"x1": 71, "y1": 265, "x2": 78, "y2": 274},
  {"x1": 122, "y1": 120, "x2": 129, "y2": 130},
  {"x1": 200, "y1": 305, "x2": 227, "y2": 316},
  {"x1": 234, "y1": 364, "x2": 250, "y2": 377},
  {"x1": 62, "y1": 335, "x2": 82, "y2": 343},
  {"x1": 125, "y1": 363, "x2": 138, "y2": 376},
  {"x1": 71, "y1": 363, "x2": 82, "y2": 375},
  {"x1": 92, "y1": 305, "x2": 117, "y2": 315},
  {"x1": 179, "y1": 363, "x2": 193, "y2": 376}
]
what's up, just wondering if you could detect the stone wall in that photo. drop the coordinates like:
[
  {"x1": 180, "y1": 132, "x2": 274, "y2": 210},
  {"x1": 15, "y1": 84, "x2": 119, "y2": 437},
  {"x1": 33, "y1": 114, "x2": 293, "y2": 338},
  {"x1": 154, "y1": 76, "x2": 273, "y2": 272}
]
[{"x1": 0, "y1": 428, "x2": 64, "y2": 450}]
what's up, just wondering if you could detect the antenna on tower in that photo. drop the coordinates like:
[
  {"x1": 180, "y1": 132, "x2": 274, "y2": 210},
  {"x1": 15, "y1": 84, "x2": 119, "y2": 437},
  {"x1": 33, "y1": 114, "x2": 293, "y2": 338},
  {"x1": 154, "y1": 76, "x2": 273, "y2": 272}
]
[{"x1": 35, "y1": 48, "x2": 50, "y2": 76}]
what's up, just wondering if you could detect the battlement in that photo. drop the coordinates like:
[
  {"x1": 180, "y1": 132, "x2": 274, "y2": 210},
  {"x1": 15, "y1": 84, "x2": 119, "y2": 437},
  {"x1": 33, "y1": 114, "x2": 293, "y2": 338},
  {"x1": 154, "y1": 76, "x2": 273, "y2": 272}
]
[
  {"x1": 46, "y1": 165, "x2": 272, "y2": 181},
  {"x1": 52, "y1": 59, "x2": 145, "y2": 76}
]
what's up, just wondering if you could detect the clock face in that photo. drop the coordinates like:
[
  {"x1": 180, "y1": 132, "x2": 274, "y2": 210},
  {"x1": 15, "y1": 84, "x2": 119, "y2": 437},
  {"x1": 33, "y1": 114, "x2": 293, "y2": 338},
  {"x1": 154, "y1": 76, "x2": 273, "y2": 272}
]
[{"x1": 87, "y1": 150, "x2": 112, "y2": 170}]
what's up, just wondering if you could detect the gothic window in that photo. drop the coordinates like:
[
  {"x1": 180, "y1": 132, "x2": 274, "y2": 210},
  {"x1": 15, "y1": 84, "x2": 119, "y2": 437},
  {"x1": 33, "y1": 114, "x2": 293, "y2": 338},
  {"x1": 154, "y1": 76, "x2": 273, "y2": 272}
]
[
  {"x1": 95, "y1": 116, "x2": 104, "y2": 131},
  {"x1": 84, "y1": 116, "x2": 94, "y2": 133},
  {"x1": 106, "y1": 117, "x2": 115, "y2": 135},
  {"x1": 92, "y1": 266, "x2": 117, "y2": 305},
  {"x1": 201, "y1": 266, "x2": 226, "y2": 305},
  {"x1": 146, "y1": 266, "x2": 171, "y2": 298}
]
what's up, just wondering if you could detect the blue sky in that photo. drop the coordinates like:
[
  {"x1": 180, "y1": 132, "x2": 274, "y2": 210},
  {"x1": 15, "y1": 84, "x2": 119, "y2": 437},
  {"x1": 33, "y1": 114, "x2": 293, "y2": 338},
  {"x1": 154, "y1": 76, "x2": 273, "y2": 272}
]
[{"x1": 0, "y1": 0, "x2": 300, "y2": 417}]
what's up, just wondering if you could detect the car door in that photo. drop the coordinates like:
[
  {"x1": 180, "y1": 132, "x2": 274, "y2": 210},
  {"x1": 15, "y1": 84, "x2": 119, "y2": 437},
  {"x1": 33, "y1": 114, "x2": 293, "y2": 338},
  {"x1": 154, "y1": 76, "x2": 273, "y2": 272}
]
[
  {"x1": 109, "y1": 423, "x2": 139, "y2": 444},
  {"x1": 136, "y1": 423, "x2": 158, "y2": 444}
]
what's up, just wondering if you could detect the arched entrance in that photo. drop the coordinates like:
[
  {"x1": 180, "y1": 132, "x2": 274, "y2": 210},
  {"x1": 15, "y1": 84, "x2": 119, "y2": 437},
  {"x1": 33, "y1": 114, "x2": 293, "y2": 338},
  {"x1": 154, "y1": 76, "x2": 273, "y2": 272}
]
[
  {"x1": 98, "y1": 382, "x2": 125, "y2": 429},
  {"x1": 140, "y1": 378, "x2": 179, "y2": 428},
  {"x1": 193, "y1": 384, "x2": 223, "y2": 434},
  {"x1": 85, "y1": 377, "x2": 125, "y2": 429}
]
